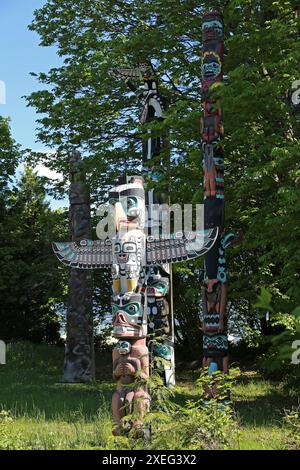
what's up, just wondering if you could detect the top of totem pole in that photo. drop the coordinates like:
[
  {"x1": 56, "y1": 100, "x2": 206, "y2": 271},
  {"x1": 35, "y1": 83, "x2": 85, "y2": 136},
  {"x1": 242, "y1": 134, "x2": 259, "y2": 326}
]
[
  {"x1": 115, "y1": 175, "x2": 144, "y2": 186},
  {"x1": 69, "y1": 149, "x2": 85, "y2": 184},
  {"x1": 109, "y1": 63, "x2": 153, "y2": 82},
  {"x1": 202, "y1": 10, "x2": 224, "y2": 43},
  {"x1": 69, "y1": 149, "x2": 82, "y2": 167},
  {"x1": 203, "y1": 10, "x2": 223, "y2": 18}
]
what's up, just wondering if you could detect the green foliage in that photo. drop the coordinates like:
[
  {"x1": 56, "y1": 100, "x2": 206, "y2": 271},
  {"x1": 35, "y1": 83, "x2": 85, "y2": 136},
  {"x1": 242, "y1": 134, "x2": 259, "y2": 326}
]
[
  {"x1": 283, "y1": 406, "x2": 300, "y2": 450},
  {"x1": 0, "y1": 410, "x2": 22, "y2": 450},
  {"x1": 0, "y1": 164, "x2": 68, "y2": 342},
  {"x1": 25, "y1": 0, "x2": 300, "y2": 346},
  {"x1": 116, "y1": 367, "x2": 239, "y2": 449},
  {"x1": 254, "y1": 288, "x2": 300, "y2": 382}
]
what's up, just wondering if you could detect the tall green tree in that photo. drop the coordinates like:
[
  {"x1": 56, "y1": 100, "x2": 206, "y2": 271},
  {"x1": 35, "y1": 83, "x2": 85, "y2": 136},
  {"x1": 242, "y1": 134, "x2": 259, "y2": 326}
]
[
  {"x1": 0, "y1": 164, "x2": 67, "y2": 343},
  {"x1": 26, "y1": 0, "x2": 300, "y2": 349},
  {"x1": 0, "y1": 116, "x2": 20, "y2": 199}
]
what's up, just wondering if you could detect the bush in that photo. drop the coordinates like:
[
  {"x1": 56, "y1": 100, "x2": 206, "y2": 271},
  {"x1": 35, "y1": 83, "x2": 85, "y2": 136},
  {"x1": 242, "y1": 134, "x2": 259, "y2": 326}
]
[{"x1": 117, "y1": 369, "x2": 239, "y2": 450}]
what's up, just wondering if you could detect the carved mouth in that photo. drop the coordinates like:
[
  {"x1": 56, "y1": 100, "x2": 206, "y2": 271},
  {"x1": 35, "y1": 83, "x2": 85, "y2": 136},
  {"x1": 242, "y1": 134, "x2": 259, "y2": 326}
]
[
  {"x1": 114, "y1": 325, "x2": 138, "y2": 336},
  {"x1": 112, "y1": 313, "x2": 141, "y2": 337},
  {"x1": 117, "y1": 254, "x2": 129, "y2": 263},
  {"x1": 119, "y1": 216, "x2": 136, "y2": 224},
  {"x1": 118, "y1": 218, "x2": 139, "y2": 228}
]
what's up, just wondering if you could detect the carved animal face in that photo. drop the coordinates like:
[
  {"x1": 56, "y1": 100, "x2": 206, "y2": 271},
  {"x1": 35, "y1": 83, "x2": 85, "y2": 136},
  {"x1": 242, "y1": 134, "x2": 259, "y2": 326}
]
[
  {"x1": 146, "y1": 267, "x2": 169, "y2": 297},
  {"x1": 115, "y1": 340, "x2": 131, "y2": 355},
  {"x1": 202, "y1": 19, "x2": 223, "y2": 37},
  {"x1": 112, "y1": 293, "x2": 147, "y2": 338},
  {"x1": 108, "y1": 177, "x2": 145, "y2": 230},
  {"x1": 202, "y1": 52, "x2": 222, "y2": 81},
  {"x1": 153, "y1": 344, "x2": 172, "y2": 361}
]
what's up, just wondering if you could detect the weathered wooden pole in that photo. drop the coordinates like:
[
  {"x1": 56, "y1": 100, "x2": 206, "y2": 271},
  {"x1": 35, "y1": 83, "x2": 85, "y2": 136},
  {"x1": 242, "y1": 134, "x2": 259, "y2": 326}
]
[
  {"x1": 201, "y1": 11, "x2": 240, "y2": 379},
  {"x1": 63, "y1": 150, "x2": 95, "y2": 382},
  {"x1": 201, "y1": 11, "x2": 228, "y2": 375}
]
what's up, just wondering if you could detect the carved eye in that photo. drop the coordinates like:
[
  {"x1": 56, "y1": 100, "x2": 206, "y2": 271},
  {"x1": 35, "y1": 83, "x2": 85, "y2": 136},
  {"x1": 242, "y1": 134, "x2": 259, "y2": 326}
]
[
  {"x1": 114, "y1": 243, "x2": 121, "y2": 254},
  {"x1": 112, "y1": 304, "x2": 119, "y2": 314},
  {"x1": 127, "y1": 197, "x2": 137, "y2": 207},
  {"x1": 123, "y1": 242, "x2": 136, "y2": 253},
  {"x1": 109, "y1": 198, "x2": 118, "y2": 206},
  {"x1": 125, "y1": 303, "x2": 140, "y2": 315},
  {"x1": 121, "y1": 196, "x2": 138, "y2": 210},
  {"x1": 157, "y1": 282, "x2": 166, "y2": 292}
]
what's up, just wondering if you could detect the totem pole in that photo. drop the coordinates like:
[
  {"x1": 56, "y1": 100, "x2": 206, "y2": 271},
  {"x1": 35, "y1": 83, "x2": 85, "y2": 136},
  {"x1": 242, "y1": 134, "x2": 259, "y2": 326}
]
[
  {"x1": 140, "y1": 68, "x2": 175, "y2": 388},
  {"x1": 53, "y1": 175, "x2": 218, "y2": 433},
  {"x1": 110, "y1": 64, "x2": 175, "y2": 387},
  {"x1": 201, "y1": 11, "x2": 240, "y2": 379},
  {"x1": 63, "y1": 150, "x2": 95, "y2": 382}
]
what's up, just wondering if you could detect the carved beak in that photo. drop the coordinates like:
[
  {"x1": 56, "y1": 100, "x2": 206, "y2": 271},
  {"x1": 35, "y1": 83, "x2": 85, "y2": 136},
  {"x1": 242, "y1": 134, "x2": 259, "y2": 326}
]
[{"x1": 114, "y1": 202, "x2": 127, "y2": 231}]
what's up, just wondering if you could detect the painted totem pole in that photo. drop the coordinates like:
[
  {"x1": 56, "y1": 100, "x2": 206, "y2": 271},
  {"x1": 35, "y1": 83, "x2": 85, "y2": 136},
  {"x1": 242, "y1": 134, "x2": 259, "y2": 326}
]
[
  {"x1": 110, "y1": 65, "x2": 175, "y2": 386},
  {"x1": 201, "y1": 11, "x2": 240, "y2": 379},
  {"x1": 63, "y1": 150, "x2": 95, "y2": 382},
  {"x1": 109, "y1": 175, "x2": 150, "y2": 435},
  {"x1": 53, "y1": 175, "x2": 217, "y2": 433},
  {"x1": 140, "y1": 68, "x2": 175, "y2": 388}
]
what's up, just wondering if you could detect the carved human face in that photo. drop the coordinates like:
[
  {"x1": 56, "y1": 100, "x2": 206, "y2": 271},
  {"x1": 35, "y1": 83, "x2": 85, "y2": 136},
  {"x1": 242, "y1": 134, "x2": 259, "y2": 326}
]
[
  {"x1": 112, "y1": 230, "x2": 145, "y2": 278},
  {"x1": 112, "y1": 293, "x2": 147, "y2": 338},
  {"x1": 114, "y1": 239, "x2": 137, "y2": 265}
]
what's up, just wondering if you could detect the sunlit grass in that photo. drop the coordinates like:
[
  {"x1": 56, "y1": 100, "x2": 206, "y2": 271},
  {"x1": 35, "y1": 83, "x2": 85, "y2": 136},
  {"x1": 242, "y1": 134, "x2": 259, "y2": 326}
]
[{"x1": 0, "y1": 342, "x2": 298, "y2": 450}]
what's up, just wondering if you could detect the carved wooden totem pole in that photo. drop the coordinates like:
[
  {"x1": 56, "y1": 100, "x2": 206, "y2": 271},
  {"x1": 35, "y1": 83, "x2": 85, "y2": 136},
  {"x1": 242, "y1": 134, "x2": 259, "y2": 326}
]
[
  {"x1": 110, "y1": 64, "x2": 175, "y2": 386},
  {"x1": 53, "y1": 176, "x2": 217, "y2": 433},
  {"x1": 63, "y1": 150, "x2": 95, "y2": 382},
  {"x1": 53, "y1": 63, "x2": 220, "y2": 432},
  {"x1": 201, "y1": 11, "x2": 240, "y2": 379}
]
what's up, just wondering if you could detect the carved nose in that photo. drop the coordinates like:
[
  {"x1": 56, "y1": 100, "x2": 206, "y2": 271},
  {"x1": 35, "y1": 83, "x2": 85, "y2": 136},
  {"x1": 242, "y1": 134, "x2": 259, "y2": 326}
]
[
  {"x1": 205, "y1": 279, "x2": 218, "y2": 293},
  {"x1": 114, "y1": 312, "x2": 127, "y2": 324},
  {"x1": 114, "y1": 202, "x2": 127, "y2": 230}
]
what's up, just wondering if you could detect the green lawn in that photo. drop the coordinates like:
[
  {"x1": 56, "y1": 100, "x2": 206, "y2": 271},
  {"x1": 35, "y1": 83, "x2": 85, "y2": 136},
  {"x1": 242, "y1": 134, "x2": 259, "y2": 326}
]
[{"x1": 0, "y1": 342, "x2": 298, "y2": 450}]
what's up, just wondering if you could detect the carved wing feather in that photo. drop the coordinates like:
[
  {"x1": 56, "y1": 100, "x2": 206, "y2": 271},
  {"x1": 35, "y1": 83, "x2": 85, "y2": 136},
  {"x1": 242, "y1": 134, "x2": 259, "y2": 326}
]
[
  {"x1": 52, "y1": 240, "x2": 113, "y2": 269},
  {"x1": 146, "y1": 228, "x2": 218, "y2": 265},
  {"x1": 109, "y1": 65, "x2": 150, "y2": 81}
]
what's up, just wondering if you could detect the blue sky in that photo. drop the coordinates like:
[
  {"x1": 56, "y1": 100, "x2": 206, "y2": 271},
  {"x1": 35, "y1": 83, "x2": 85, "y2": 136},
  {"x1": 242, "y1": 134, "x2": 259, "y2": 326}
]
[
  {"x1": 0, "y1": 0, "x2": 61, "y2": 152},
  {"x1": 0, "y1": 0, "x2": 67, "y2": 208}
]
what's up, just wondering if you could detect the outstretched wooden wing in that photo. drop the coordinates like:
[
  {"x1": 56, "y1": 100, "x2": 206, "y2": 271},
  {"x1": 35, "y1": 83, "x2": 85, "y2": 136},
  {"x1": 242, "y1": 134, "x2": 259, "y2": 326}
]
[
  {"x1": 110, "y1": 64, "x2": 151, "y2": 81},
  {"x1": 52, "y1": 239, "x2": 113, "y2": 269},
  {"x1": 146, "y1": 228, "x2": 218, "y2": 265}
]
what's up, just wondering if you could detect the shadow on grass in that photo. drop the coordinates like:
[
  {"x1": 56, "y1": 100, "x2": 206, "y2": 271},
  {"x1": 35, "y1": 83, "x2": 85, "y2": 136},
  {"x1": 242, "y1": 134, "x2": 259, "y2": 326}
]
[
  {"x1": 172, "y1": 366, "x2": 298, "y2": 431},
  {"x1": 0, "y1": 342, "x2": 114, "y2": 422},
  {"x1": 233, "y1": 372, "x2": 297, "y2": 428}
]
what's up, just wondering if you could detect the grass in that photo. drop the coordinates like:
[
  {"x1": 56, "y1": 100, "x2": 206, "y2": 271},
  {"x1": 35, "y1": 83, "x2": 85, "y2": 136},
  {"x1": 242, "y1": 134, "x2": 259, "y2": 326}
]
[{"x1": 0, "y1": 342, "x2": 299, "y2": 450}]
